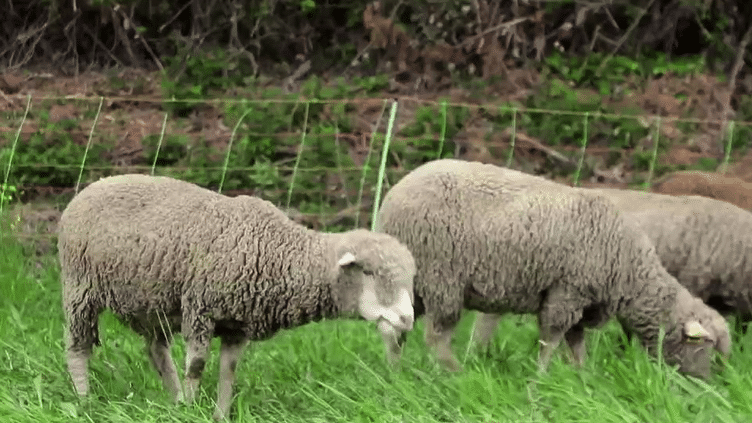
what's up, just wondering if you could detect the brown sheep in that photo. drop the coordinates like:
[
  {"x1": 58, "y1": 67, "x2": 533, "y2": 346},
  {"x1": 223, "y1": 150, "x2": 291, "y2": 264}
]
[{"x1": 652, "y1": 170, "x2": 752, "y2": 210}]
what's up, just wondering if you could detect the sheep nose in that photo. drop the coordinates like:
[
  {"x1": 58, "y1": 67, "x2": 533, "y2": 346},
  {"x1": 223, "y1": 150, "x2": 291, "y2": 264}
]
[{"x1": 400, "y1": 315, "x2": 414, "y2": 331}]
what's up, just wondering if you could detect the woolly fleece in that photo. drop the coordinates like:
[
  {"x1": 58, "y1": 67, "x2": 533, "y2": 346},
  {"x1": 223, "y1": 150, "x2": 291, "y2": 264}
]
[
  {"x1": 375, "y1": 159, "x2": 729, "y2": 379},
  {"x1": 58, "y1": 174, "x2": 416, "y2": 420}
]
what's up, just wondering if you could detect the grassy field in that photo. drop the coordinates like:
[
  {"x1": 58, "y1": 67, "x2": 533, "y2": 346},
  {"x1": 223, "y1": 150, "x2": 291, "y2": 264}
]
[{"x1": 2, "y1": 235, "x2": 752, "y2": 423}]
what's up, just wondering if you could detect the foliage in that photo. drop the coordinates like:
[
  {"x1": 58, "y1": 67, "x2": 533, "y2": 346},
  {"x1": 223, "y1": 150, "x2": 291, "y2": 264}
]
[
  {"x1": 0, "y1": 183, "x2": 15, "y2": 205},
  {"x1": 1, "y1": 109, "x2": 112, "y2": 188},
  {"x1": 1, "y1": 0, "x2": 748, "y2": 83},
  {"x1": 545, "y1": 51, "x2": 708, "y2": 96},
  {"x1": 161, "y1": 48, "x2": 250, "y2": 116}
]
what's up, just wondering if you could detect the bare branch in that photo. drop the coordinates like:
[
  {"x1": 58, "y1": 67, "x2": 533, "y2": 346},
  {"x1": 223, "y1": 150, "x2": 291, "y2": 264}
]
[{"x1": 596, "y1": 0, "x2": 656, "y2": 77}]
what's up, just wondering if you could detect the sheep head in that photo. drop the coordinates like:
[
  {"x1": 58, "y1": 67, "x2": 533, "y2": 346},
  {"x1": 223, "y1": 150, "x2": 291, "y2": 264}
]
[
  {"x1": 663, "y1": 292, "x2": 731, "y2": 379},
  {"x1": 332, "y1": 229, "x2": 417, "y2": 365}
]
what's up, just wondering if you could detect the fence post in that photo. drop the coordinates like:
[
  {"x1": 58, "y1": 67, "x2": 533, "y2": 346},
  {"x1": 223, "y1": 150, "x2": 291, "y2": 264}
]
[
  {"x1": 355, "y1": 100, "x2": 388, "y2": 228},
  {"x1": 572, "y1": 112, "x2": 589, "y2": 187},
  {"x1": 720, "y1": 120, "x2": 736, "y2": 174},
  {"x1": 74, "y1": 96, "x2": 104, "y2": 194},
  {"x1": 219, "y1": 103, "x2": 255, "y2": 194},
  {"x1": 150, "y1": 113, "x2": 170, "y2": 175},
  {"x1": 370, "y1": 99, "x2": 399, "y2": 231},
  {"x1": 0, "y1": 95, "x2": 32, "y2": 215},
  {"x1": 286, "y1": 101, "x2": 311, "y2": 208},
  {"x1": 436, "y1": 100, "x2": 448, "y2": 159},
  {"x1": 505, "y1": 108, "x2": 518, "y2": 168},
  {"x1": 643, "y1": 116, "x2": 662, "y2": 190}
]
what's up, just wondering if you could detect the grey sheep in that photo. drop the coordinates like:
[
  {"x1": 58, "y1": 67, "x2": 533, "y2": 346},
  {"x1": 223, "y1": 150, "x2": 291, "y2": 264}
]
[
  {"x1": 475, "y1": 187, "x2": 752, "y2": 343},
  {"x1": 375, "y1": 159, "x2": 730, "y2": 379},
  {"x1": 568, "y1": 188, "x2": 752, "y2": 326},
  {"x1": 58, "y1": 174, "x2": 417, "y2": 421}
]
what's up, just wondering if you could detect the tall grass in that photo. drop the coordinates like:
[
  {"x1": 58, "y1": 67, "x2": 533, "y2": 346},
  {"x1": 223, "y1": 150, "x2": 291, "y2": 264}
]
[{"x1": 1, "y1": 233, "x2": 752, "y2": 423}]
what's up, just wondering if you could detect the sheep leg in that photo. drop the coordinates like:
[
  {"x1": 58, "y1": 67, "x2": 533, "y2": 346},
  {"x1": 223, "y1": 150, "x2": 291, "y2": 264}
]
[
  {"x1": 470, "y1": 312, "x2": 504, "y2": 349},
  {"x1": 66, "y1": 346, "x2": 92, "y2": 397},
  {"x1": 424, "y1": 315, "x2": 462, "y2": 372},
  {"x1": 537, "y1": 288, "x2": 584, "y2": 372},
  {"x1": 213, "y1": 336, "x2": 248, "y2": 422},
  {"x1": 146, "y1": 334, "x2": 183, "y2": 403},
  {"x1": 537, "y1": 329, "x2": 565, "y2": 372},
  {"x1": 63, "y1": 299, "x2": 100, "y2": 397},
  {"x1": 182, "y1": 312, "x2": 215, "y2": 405},
  {"x1": 564, "y1": 324, "x2": 586, "y2": 367}
]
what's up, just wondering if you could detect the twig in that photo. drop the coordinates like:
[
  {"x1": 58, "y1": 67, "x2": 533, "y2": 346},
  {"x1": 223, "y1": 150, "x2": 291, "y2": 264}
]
[
  {"x1": 112, "y1": 4, "x2": 162, "y2": 70},
  {"x1": 227, "y1": 0, "x2": 258, "y2": 76},
  {"x1": 5, "y1": 19, "x2": 49, "y2": 70},
  {"x1": 509, "y1": 129, "x2": 573, "y2": 165},
  {"x1": 718, "y1": 23, "x2": 752, "y2": 153},
  {"x1": 0, "y1": 86, "x2": 12, "y2": 105},
  {"x1": 283, "y1": 60, "x2": 311, "y2": 93},
  {"x1": 159, "y1": 1, "x2": 192, "y2": 32},
  {"x1": 323, "y1": 203, "x2": 370, "y2": 228},
  {"x1": 388, "y1": 0, "x2": 405, "y2": 22},
  {"x1": 728, "y1": 24, "x2": 752, "y2": 96},
  {"x1": 110, "y1": 6, "x2": 138, "y2": 65},
  {"x1": 347, "y1": 41, "x2": 373, "y2": 70},
  {"x1": 82, "y1": 25, "x2": 125, "y2": 67},
  {"x1": 596, "y1": 0, "x2": 656, "y2": 76},
  {"x1": 575, "y1": 23, "x2": 601, "y2": 76},
  {"x1": 603, "y1": 6, "x2": 620, "y2": 30},
  {"x1": 136, "y1": 33, "x2": 164, "y2": 71},
  {"x1": 470, "y1": 0, "x2": 483, "y2": 27},
  {"x1": 460, "y1": 16, "x2": 530, "y2": 47},
  {"x1": 63, "y1": 10, "x2": 82, "y2": 75}
]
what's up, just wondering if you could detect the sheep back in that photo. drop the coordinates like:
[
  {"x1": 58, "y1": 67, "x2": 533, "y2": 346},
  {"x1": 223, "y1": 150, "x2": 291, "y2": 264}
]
[
  {"x1": 376, "y1": 159, "x2": 651, "y2": 319},
  {"x1": 58, "y1": 174, "x2": 410, "y2": 342},
  {"x1": 376, "y1": 159, "x2": 728, "y2": 377},
  {"x1": 652, "y1": 170, "x2": 752, "y2": 210},
  {"x1": 590, "y1": 187, "x2": 752, "y2": 319}
]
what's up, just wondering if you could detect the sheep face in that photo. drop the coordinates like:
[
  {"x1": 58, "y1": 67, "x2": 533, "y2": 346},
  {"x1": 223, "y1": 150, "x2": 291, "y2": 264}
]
[
  {"x1": 332, "y1": 230, "x2": 417, "y2": 339},
  {"x1": 335, "y1": 251, "x2": 416, "y2": 332},
  {"x1": 664, "y1": 313, "x2": 730, "y2": 379},
  {"x1": 662, "y1": 321, "x2": 715, "y2": 379},
  {"x1": 337, "y1": 247, "x2": 415, "y2": 368}
]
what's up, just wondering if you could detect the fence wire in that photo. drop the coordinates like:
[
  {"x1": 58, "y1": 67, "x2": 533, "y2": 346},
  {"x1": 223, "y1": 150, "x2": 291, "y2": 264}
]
[{"x1": 1, "y1": 95, "x2": 749, "y2": 239}]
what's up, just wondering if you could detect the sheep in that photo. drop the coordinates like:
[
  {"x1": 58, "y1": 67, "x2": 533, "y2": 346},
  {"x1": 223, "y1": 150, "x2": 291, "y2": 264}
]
[
  {"x1": 651, "y1": 170, "x2": 752, "y2": 210},
  {"x1": 583, "y1": 188, "x2": 752, "y2": 330},
  {"x1": 374, "y1": 158, "x2": 730, "y2": 379},
  {"x1": 475, "y1": 186, "x2": 752, "y2": 343},
  {"x1": 58, "y1": 173, "x2": 417, "y2": 421}
]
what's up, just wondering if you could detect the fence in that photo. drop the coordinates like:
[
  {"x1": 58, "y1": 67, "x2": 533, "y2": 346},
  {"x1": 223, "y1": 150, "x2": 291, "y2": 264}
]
[{"x1": 1, "y1": 95, "x2": 752, "y2": 240}]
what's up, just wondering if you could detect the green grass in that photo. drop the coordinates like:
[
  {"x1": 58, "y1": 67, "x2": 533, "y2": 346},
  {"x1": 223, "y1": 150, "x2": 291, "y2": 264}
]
[{"x1": 2, "y1": 235, "x2": 752, "y2": 422}]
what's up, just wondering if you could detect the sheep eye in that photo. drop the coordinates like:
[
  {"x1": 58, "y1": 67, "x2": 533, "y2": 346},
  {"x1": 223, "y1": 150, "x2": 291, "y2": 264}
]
[{"x1": 363, "y1": 270, "x2": 374, "y2": 276}]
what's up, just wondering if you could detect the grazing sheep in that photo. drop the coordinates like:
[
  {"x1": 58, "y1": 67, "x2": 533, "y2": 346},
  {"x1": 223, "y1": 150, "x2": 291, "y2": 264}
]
[
  {"x1": 477, "y1": 182, "x2": 752, "y2": 332},
  {"x1": 476, "y1": 187, "x2": 752, "y2": 344},
  {"x1": 58, "y1": 174, "x2": 417, "y2": 421},
  {"x1": 375, "y1": 159, "x2": 730, "y2": 379},
  {"x1": 651, "y1": 170, "x2": 752, "y2": 210},
  {"x1": 588, "y1": 188, "x2": 752, "y2": 329}
]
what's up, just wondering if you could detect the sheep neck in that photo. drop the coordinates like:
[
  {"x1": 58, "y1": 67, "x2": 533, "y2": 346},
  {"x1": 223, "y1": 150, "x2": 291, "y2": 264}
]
[
  {"x1": 615, "y1": 271, "x2": 682, "y2": 350},
  {"x1": 264, "y1": 234, "x2": 340, "y2": 331}
]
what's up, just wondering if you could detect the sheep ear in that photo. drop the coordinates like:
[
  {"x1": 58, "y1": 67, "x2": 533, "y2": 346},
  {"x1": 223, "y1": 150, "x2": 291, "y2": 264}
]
[
  {"x1": 337, "y1": 252, "x2": 357, "y2": 267},
  {"x1": 683, "y1": 320, "x2": 711, "y2": 341}
]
